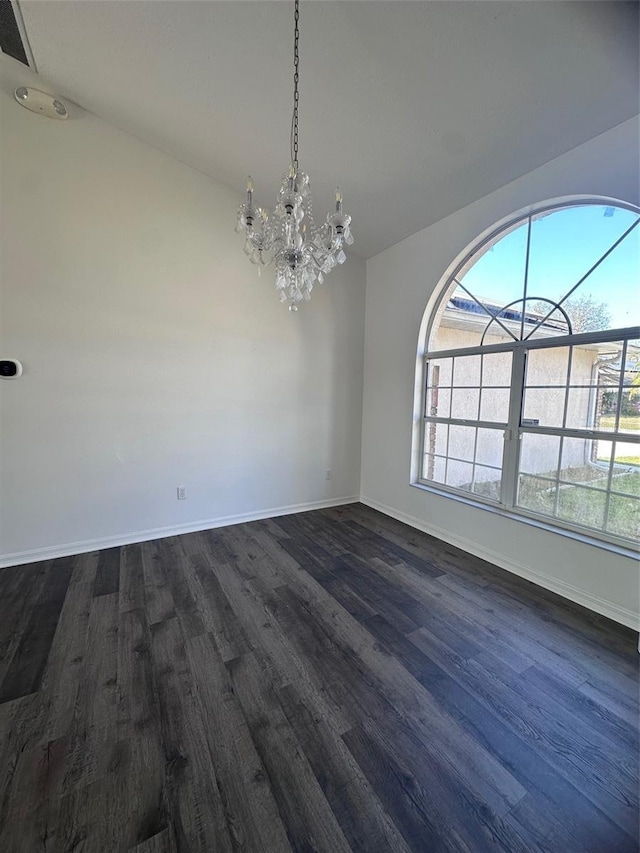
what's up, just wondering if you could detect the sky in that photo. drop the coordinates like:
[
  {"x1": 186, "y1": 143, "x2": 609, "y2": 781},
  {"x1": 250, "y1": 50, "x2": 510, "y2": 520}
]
[{"x1": 459, "y1": 204, "x2": 640, "y2": 331}]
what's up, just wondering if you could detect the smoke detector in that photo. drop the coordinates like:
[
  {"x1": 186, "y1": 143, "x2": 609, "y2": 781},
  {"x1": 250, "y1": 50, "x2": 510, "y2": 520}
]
[{"x1": 14, "y1": 87, "x2": 68, "y2": 120}]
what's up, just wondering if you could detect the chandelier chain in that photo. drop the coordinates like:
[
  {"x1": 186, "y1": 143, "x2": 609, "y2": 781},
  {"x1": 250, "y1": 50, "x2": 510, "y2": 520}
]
[{"x1": 290, "y1": 0, "x2": 300, "y2": 171}]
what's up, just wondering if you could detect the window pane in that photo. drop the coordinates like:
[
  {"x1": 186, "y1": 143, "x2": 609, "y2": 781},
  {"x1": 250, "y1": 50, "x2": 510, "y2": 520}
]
[
  {"x1": 556, "y1": 221, "x2": 639, "y2": 331},
  {"x1": 448, "y1": 424, "x2": 476, "y2": 463},
  {"x1": 518, "y1": 475, "x2": 556, "y2": 516},
  {"x1": 619, "y1": 390, "x2": 640, "y2": 436},
  {"x1": 458, "y1": 219, "x2": 529, "y2": 345},
  {"x1": 423, "y1": 421, "x2": 448, "y2": 456},
  {"x1": 476, "y1": 428, "x2": 504, "y2": 468},
  {"x1": 611, "y1": 442, "x2": 640, "y2": 494},
  {"x1": 472, "y1": 466, "x2": 502, "y2": 501},
  {"x1": 520, "y1": 433, "x2": 560, "y2": 478},
  {"x1": 526, "y1": 347, "x2": 570, "y2": 386},
  {"x1": 565, "y1": 386, "x2": 597, "y2": 430},
  {"x1": 451, "y1": 387, "x2": 479, "y2": 420},
  {"x1": 611, "y1": 468, "x2": 640, "y2": 499},
  {"x1": 526, "y1": 205, "x2": 639, "y2": 335},
  {"x1": 559, "y1": 437, "x2": 609, "y2": 489},
  {"x1": 526, "y1": 305, "x2": 571, "y2": 340},
  {"x1": 595, "y1": 438, "x2": 613, "y2": 465},
  {"x1": 557, "y1": 485, "x2": 606, "y2": 530},
  {"x1": 446, "y1": 459, "x2": 473, "y2": 491},
  {"x1": 423, "y1": 454, "x2": 446, "y2": 484},
  {"x1": 453, "y1": 354, "x2": 481, "y2": 387},
  {"x1": 481, "y1": 351, "x2": 513, "y2": 386},
  {"x1": 426, "y1": 358, "x2": 453, "y2": 388},
  {"x1": 522, "y1": 387, "x2": 566, "y2": 428},
  {"x1": 426, "y1": 386, "x2": 450, "y2": 418},
  {"x1": 587, "y1": 340, "x2": 626, "y2": 431},
  {"x1": 430, "y1": 283, "x2": 488, "y2": 351},
  {"x1": 607, "y1": 494, "x2": 640, "y2": 540},
  {"x1": 480, "y1": 387, "x2": 510, "y2": 423}
]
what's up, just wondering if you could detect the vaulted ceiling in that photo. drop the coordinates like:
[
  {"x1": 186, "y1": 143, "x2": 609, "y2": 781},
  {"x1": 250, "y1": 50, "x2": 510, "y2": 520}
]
[{"x1": 3, "y1": 1, "x2": 639, "y2": 257}]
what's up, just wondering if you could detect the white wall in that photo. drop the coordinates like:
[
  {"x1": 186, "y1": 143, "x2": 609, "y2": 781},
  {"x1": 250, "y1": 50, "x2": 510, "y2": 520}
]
[
  {"x1": 362, "y1": 117, "x2": 640, "y2": 629},
  {"x1": 0, "y1": 78, "x2": 365, "y2": 564}
]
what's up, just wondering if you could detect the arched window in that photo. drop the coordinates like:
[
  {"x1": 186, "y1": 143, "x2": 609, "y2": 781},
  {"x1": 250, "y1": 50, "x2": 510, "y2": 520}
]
[{"x1": 418, "y1": 199, "x2": 639, "y2": 547}]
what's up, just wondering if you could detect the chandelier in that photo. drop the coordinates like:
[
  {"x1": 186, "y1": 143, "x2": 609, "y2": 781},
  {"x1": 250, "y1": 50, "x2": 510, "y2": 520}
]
[{"x1": 235, "y1": 0, "x2": 353, "y2": 311}]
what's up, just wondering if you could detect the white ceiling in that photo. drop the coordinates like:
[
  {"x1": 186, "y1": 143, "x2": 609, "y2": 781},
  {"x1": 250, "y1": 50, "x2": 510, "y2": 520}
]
[{"x1": 4, "y1": 1, "x2": 640, "y2": 258}]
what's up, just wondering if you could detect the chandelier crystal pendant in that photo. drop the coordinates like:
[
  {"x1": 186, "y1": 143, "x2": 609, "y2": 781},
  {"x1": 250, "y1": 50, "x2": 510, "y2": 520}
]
[{"x1": 235, "y1": 0, "x2": 353, "y2": 311}]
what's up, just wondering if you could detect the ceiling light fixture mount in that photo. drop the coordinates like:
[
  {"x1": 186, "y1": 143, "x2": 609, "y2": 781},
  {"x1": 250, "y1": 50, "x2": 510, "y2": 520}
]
[
  {"x1": 14, "y1": 87, "x2": 68, "y2": 120},
  {"x1": 236, "y1": 0, "x2": 353, "y2": 311}
]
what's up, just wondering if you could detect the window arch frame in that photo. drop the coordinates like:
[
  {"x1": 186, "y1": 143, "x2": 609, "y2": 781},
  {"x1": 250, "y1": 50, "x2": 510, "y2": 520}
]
[{"x1": 413, "y1": 196, "x2": 640, "y2": 552}]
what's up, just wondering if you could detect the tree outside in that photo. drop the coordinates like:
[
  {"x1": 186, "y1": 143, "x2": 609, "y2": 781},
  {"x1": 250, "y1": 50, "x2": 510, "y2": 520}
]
[{"x1": 532, "y1": 293, "x2": 611, "y2": 333}]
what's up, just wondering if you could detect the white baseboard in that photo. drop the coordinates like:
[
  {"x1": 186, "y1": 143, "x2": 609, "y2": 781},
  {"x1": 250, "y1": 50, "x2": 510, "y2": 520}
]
[
  {"x1": 361, "y1": 496, "x2": 640, "y2": 632},
  {"x1": 3, "y1": 492, "x2": 637, "y2": 633},
  {"x1": 0, "y1": 495, "x2": 359, "y2": 570}
]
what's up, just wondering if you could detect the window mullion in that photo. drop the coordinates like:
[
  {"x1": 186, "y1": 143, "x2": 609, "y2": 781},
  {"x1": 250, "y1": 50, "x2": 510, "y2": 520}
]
[
  {"x1": 519, "y1": 216, "x2": 532, "y2": 342},
  {"x1": 501, "y1": 348, "x2": 526, "y2": 508},
  {"x1": 614, "y1": 339, "x2": 628, "y2": 434},
  {"x1": 604, "y1": 340, "x2": 629, "y2": 531}
]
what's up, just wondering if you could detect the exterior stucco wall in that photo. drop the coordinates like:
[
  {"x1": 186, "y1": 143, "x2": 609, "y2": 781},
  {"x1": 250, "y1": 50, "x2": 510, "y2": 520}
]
[{"x1": 425, "y1": 325, "x2": 597, "y2": 478}]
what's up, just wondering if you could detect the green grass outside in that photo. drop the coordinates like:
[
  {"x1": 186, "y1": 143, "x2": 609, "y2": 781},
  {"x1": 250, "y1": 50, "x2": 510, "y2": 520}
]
[
  {"x1": 595, "y1": 414, "x2": 639, "y2": 466},
  {"x1": 518, "y1": 469, "x2": 639, "y2": 540},
  {"x1": 598, "y1": 415, "x2": 640, "y2": 432}
]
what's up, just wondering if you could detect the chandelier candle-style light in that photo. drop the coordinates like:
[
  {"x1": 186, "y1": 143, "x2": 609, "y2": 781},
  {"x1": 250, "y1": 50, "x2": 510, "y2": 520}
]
[{"x1": 236, "y1": 0, "x2": 353, "y2": 311}]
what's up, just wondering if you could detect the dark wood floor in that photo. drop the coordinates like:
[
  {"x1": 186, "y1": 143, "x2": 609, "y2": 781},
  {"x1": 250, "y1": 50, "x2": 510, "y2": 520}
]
[{"x1": 0, "y1": 503, "x2": 638, "y2": 852}]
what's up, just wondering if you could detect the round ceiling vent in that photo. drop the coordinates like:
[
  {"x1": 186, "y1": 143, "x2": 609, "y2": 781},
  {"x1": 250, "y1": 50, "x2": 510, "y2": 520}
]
[{"x1": 14, "y1": 87, "x2": 68, "y2": 120}]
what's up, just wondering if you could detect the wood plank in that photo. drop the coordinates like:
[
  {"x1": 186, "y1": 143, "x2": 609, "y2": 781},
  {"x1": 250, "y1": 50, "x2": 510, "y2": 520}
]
[
  {"x1": 140, "y1": 539, "x2": 176, "y2": 625},
  {"x1": 116, "y1": 606, "x2": 167, "y2": 849},
  {"x1": 0, "y1": 557, "x2": 73, "y2": 703},
  {"x1": 154, "y1": 538, "x2": 207, "y2": 638},
  {"x1": 119, "y1": 542, "x2": 146, "y2": 613},
  {"x1": 93, "y1": 547, "x2": 120, "y2": 597},
  {"x1": 274, "y1": 511, "x2": 349, "y2": 558},
  {"x1": 150, "y1": 617, "x2": 234, "y2": 853},
  {"x1": 578, "y1": 675, "x2": 640, "y2": 729},
  {"x1": 278, "y1": 682, "x2": 412, "y2": 853},
  {"x1": 186, "y1": 632, "x2": 292, "y2": 853},
  {"x1": 505, "y1": 788, "x2": 637, "y2": 853},
  {"x1": 407, "y1": 626, "x2": 639, "y2": 839},
  {"x1": 272, "y1": 560, "x2": 528, "y2": 819},
  {"x1": 0, "y1": 562, "x2": 49, "y2": 687},
  {"x1": 437, "y1": 570, "x2": 639, "y2": 686},
  {"x1": 62, "y1": 591, "x2": 119, "y2": 792},
  {"x1": 0, "y1": 694, "x2": 42, "y2": 836},
  {"x1": 212, "y1": 558, "x2": 349, "y2": 730},
  {"x1": 41, "y1": 552, "x2": 98, "y2": 743},
  {"x1": 216, "y1": 525, "x2": 289, "y2": 589},
  {"x1": 226, "y1": 651, "x2": 352, "y2": 853},
  {"x1": 130, "y1": 827, "x2": 177, "y2": 852},
  {"x1": 512, "y1": 664, "x2": 638, "y2": 754},
  {"x1": 331, "y1": 553, "x2": 420, "y2": 634},
  {"x1": 343, "y1": 722, "x2": 534, "y2": 853},
  {"x1": 423, "y1": 572, "x2": 589, "y2": 687},
  {"x1": 0, "y1": 734, "x2": 68, "y2": 852},
  {"x1": 0, "y1": 554, "x2": 99, "y2": 849},
  {"x1": 177, "y1": 531, "x2": 252, "y2": 661}
]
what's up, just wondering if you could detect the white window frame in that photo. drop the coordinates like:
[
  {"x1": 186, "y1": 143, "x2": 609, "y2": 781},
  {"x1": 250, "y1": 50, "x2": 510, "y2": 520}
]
[{"x1": 414, "y1": 199, "x2": 640, "y2": 552}]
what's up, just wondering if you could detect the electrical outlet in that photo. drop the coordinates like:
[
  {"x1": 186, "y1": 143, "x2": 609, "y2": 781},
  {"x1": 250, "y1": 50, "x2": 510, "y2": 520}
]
[
  {"x1": 325, "y1": 469, "x2": 332, "y2": 481},
  {"x1": 177, "y1": 486, "x2": 187, "y2": 500}
]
